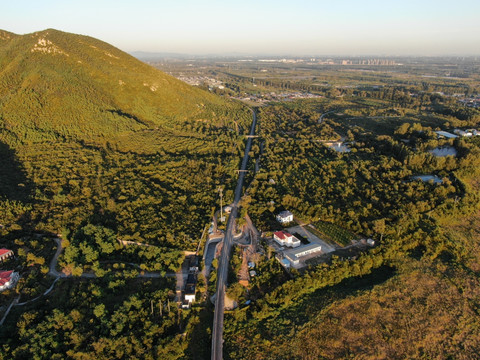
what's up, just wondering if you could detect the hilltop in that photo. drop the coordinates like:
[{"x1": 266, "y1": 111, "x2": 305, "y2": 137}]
[{"x1": 0, "y1": 28, "x2": 247, "y2": 148}]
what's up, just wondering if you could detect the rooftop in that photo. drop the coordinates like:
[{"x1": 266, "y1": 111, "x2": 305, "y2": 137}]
[
  {"x1": 186, "y1": 274, "x2": 197, "y2": 285},
  {"x1": 0, "y1": 270, "x2": 14, "y2": 286},
  {"x1": 185, "y1": 284, "x2": 195, "y2": 295},
  {"x1": 277, "y1": 210, "x2": 293, "y2": 218},
  {"x1": 435, "y1": 130, "x2": 458, "y2": 139},
  {"x1": 0, "y1": 249, "x2": 12, "y2": 257},
  {"x1": 412, "y1": 175, "x2": 443, "y2": 184},
  {"x1": 284, "y1": 243, "x2": 323, "y2": 259},
  {"x1": 274, "y1": 231, "x2": 292, "y2": 240}
]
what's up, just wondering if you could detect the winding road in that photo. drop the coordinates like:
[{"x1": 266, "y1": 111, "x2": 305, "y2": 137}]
[{"x1": 211, "y1": 109, "x2": 257, "y2": 360}]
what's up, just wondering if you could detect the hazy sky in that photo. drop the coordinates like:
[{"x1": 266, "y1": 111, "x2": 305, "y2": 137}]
[{"x1": 2, "y1": 0, "x2": 480, "y2": 55}]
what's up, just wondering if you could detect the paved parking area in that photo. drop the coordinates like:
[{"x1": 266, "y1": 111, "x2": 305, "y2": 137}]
[{"x1": 286, "y1": 225, "x2": 336, "y2": 253}]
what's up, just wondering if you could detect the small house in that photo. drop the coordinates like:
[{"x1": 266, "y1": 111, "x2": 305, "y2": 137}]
[{"x1": 276, "y1": 210, "x2": 293, "y2": 224}]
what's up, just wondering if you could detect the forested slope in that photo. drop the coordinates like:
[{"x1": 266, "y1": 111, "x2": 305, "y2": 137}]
[{"x1": 0, "y1": 29, "x2": 250, "y2": 275}]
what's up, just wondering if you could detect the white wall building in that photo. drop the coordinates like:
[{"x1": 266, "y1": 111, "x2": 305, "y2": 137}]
[
  {"x1": 435, "y1": 131, "x2": 458, "y2": 139},
  {"x1": 273, "y1": 231, "x2": 301, "y2": 248},
  {"x1": 276, "y1": 210, "x2": 293, "y2": 224},
  {"x1": 283, "y1": 243, "x2": 322, "y2": 268},
  {"x1": 454, "y1": 129, "x2": 473, "y2": 137}
]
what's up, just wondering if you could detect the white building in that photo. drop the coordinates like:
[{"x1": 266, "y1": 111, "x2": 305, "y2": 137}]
[
  {"x1": 0, "y1": 271, "x2": 19, "y2": 292},
  {"x1": 273, "y1": 231, "x2": 301, "y2": 248},
  {"x1": 276, "y1": 210, "x2": 294, "y2": 224},
  {"x1": 283, "y1": 243, "x2": 322, "y2": 268},
  {"x1": 184, "y1": 284, "x2": 196, "y2": 304},
  {"x1": 435, "y1": 131, "x2": 458, "y2": 139},
  {"x1": 454, "y1": 129, "x2": 473, "y2": 137}
]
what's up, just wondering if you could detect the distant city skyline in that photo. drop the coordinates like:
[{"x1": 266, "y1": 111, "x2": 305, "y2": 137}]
[{"x1": 2, "y1": 0, "x2": 480, "y2": 56}]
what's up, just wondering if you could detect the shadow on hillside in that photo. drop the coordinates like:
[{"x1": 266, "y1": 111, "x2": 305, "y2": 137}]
[
  {"x1": 0, "y1": 141, "x2": 34, "y2": 202},
  {"x1": 107, "y1": 109, "x2": 150, "y2": 126},
  {"x1": 257, "y1": 266, "x2": 396, "y2": 338}
]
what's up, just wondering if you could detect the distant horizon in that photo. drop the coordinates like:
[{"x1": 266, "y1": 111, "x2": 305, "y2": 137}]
[
  {"x1": 3, "y1": 0, "x2": 480, "y2": 57},
  {"x1": 129, "y1": 50, "x2": 480, "y2": 59}
]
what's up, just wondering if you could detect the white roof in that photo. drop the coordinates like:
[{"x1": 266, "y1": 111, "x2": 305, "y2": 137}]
[
  {"x1": 435, "y1": 131, "x2": 458, "y2": 139},
  {"x1": 284, "y1": 243, "x2": 322, "y2": 259}
]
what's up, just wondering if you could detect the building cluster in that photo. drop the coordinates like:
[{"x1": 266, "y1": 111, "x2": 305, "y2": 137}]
[
  {"x1": 458, "y1": 97, "x2": 480, "y2": 108},
  {"x1": 273, "y1": 211, "x2": 324, "y2": 269},
  {"x1": 233, "y1": 91, "x2": 323, "y2": 104},
  {"x1": 175, "y1": 75, "x2": 225, "y2": 89},
  {"x1": 236, "y1": 58, "x2": 398, "y2": 66},
  {"x1": 0, "y1": 249, "x2": 18, "y2": 292},
  {"x1": 435, "y1": 129, "x2": 480, "y2": 139},
  {"x1": 341, "y1": 59, "x2": 396, "y2": 66},
  {"x1": 257, "y1": 58, "x2": 306, "y2": 64},
  {"x1": 453, "y1": 129, "x2": 480, "y2": 137}
]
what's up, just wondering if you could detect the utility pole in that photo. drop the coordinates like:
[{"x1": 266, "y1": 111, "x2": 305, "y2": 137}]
[{"x1": 218, "y1": 187, "x2": 224, "y2": 222}]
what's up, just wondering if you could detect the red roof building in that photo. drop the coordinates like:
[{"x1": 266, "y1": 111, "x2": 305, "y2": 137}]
[
  {"x1": 273, "y1": 231, "x2": 301, "y2": 248},
  {"x1": 0, "y1": 249, "x2": 14, "y2": 262},
  {"x1": 273, "y1": 231, "x2": 292, "y2": 241},
  {"x1": 0, "y1": 270, "x2": 19, "y2": 291}
]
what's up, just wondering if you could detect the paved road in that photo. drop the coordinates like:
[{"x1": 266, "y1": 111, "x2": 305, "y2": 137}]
[
  {"x1": 318, "y1": 110, "x2": 334, "y2": 124},
  {"x1": 211, "y1": 109, "x2": 257, "y2": 360}
]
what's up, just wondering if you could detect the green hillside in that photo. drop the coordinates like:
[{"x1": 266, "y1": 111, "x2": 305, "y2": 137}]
[{"x1": 0, "y1": 28, "x2": 247, "y2": 147}]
